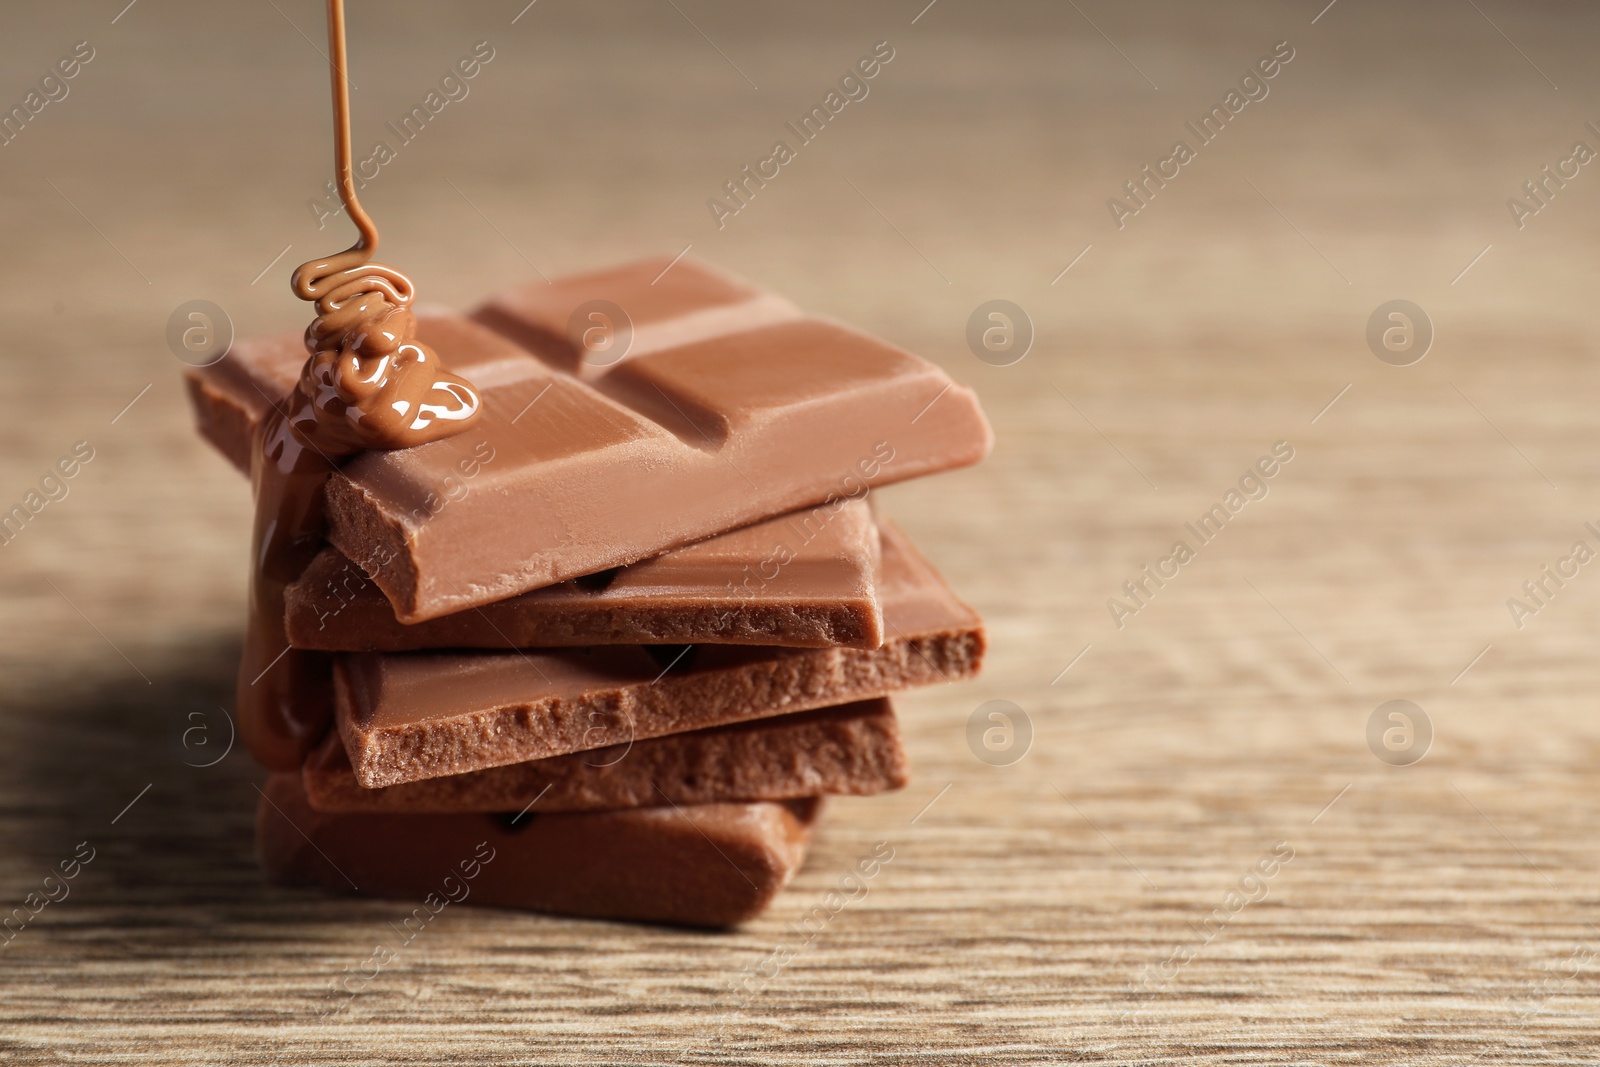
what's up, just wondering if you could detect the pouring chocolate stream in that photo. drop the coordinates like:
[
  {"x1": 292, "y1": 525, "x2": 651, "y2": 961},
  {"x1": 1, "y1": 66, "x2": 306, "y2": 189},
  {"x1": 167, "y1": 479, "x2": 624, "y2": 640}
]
[{"x1": 236, "y1": 0, "x2": 482, "y2": 769}]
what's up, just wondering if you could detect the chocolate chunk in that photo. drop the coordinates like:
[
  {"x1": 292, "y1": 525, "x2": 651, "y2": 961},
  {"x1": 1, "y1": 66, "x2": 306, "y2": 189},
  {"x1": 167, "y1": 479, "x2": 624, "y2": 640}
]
[
  {"x1": 471, "y1": 254, "x2": 803, "y2": 378},
  {"x1": 338, "y1": 520, "x2": 983, "y2": 787},
  {"x1": 317, "y1": 259, "x2": 989, "y2": 622},
  {"x1": 303, "y1": 698, "x2": 907, "y2": 814},
  {"x1": 284, "y1": 498, "x2": 884, "y2": 650},
  {"x1": 257, "y1": 773, "x2": 817, "y2": 927}
]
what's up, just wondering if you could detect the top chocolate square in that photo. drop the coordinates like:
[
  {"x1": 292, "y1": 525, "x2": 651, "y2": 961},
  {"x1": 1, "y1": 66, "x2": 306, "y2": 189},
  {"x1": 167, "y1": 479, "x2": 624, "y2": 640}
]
[{"x1": 472, "y1": 253, "x2": 803, "y2": 378}]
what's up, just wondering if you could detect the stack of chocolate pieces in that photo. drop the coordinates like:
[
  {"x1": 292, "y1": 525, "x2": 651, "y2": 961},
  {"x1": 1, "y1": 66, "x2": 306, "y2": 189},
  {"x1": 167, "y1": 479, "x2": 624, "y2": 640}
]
[{"x1": 185, "y1": 257, "x2": 991, "y2": 926}]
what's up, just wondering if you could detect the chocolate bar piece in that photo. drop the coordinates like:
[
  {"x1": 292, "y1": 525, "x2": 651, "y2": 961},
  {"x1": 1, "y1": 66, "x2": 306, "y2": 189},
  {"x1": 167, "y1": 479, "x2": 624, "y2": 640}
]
[
  {"x1": 285, "y1": 499, "x2": 883, "y2": 650},
  {"x1": 304, "y1": 698, "x2": 907, "y2": 814},
  {"x1": 323, "y1": 258, "x2": 987, "y2": 622},
  {"x1": 184, "y1": 324, "x2": 888, "y2": 650},
  {"x1": 472, "y1": 254, "x2": 803, "y2": 378},
  {"x1": 339, "y1": 520, "x2": 983, "y2": 787},
  {"x1": 258, "y1": 773, "x2": 816, "y2": 927}
]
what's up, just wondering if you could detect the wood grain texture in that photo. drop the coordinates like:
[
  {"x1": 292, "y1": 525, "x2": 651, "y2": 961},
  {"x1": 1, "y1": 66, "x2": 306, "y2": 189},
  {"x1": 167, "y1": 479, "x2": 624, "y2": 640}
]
[{"x1": 2, "y1": 0, "x2": 1599, "y2": 1062}]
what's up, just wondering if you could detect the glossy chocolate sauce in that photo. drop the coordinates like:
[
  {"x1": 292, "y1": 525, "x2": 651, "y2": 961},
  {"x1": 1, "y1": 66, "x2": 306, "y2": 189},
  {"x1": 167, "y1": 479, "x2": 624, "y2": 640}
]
[{"x1": 236, "y1": 0, "x2": 482, "y2": 769}]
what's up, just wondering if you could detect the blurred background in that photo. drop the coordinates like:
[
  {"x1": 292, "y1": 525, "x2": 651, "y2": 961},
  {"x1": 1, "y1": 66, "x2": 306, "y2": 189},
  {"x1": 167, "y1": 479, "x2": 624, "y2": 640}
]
[{"x1": 2, "y1": 1, "x2": 1599, "y2": 1063}]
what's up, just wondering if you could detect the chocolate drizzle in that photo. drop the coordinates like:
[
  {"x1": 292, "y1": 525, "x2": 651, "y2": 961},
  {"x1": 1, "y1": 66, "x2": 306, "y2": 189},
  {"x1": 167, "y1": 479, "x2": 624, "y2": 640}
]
[
  {"x1": 236, "y1": 0, "x2": 481, "y2": 770},
  {"x1": 287, "y1": 249, "x2": 481, "y2": 454},
  {"x1": 285, "y1": 0, "x2": 479, "y2": 456}
]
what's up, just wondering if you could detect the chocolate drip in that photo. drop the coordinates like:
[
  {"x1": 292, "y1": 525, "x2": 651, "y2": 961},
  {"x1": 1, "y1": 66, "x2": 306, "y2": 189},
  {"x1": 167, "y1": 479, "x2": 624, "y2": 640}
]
[
  {"x1": 236, "y1": 0, "x2": 481, "y2": 769},
  {"x1": 236, "y1": 416, "x2": 336, "y2": 768}
]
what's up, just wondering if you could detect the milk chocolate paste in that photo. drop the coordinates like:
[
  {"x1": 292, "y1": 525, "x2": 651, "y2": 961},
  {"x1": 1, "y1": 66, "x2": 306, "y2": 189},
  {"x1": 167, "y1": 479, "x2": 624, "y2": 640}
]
[{"x1": 237, "y1": 0, "x2": 481, "y2": 769}]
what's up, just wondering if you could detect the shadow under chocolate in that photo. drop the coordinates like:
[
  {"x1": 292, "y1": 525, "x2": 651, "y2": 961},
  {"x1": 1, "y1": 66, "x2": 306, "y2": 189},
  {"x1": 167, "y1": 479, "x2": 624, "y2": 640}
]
[
  {"x1": 0, "y1": 635, "x2": 347, "y2": 956},
  {"x1": 0, "y1": 633, "x2": 754, "y2": 963}
]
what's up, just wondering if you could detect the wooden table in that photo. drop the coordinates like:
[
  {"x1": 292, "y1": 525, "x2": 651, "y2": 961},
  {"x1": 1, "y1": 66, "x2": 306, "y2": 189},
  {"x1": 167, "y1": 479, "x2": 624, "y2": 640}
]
[{"x1": 2, "y1": 1, "x2": 1597, "y2": 1061}]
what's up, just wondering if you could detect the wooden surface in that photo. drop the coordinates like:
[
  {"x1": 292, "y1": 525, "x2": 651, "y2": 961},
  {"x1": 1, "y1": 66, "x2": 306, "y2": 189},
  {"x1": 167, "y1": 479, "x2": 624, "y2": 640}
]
[{"x1": 3, "y1": 1, "x2": 1600, "y2": 1062}]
